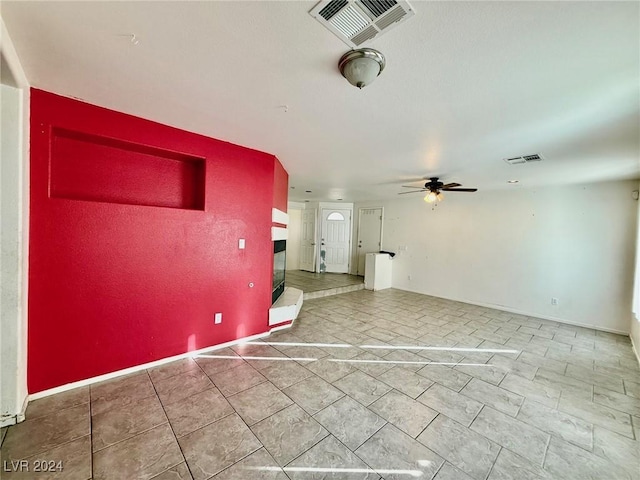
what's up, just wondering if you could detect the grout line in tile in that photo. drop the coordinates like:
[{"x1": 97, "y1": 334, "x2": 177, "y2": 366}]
[
  {"x1": 146, "y1": 366, "x2": 195, "y2": 480},
  {"x1": 147, "y1": 461, "x2": 187, "y2": 480},
  {"x1": 484, "y1": 446, "x2": 502, "y2": 480},
  {"x1": 430, "y1": 457, "x2": 447, "y2": 480},
  {"x1": 414, "y1": 412, "x2": 440, "y2": 441},
  {"x1": 469, "y1": 403, "x2": 486, "y2": 428},
  {"x1": 202, "y1": 445, "x2": 264, "y2": 480},
  {"x1": 278, "y1": 430, "x2": 332, "y2": 471},
  {"x1": 89, "y1": 386, "x2": 94, "y2": 479},
  {"x1": 245, "y1": 398, "x2": 296, "y2": 428},
  {"x1": 541, "y1": 432, "x2": 552, "y2": 470},
  {"x1": 351, "y1": 419, "x2": 388, "y2": 452},
  {"x1": 91, "y1": 418, "x2": 171, "y2": 455},
  {"x1": 11, "y1": 434, "x2": 92, "y2": 468}
]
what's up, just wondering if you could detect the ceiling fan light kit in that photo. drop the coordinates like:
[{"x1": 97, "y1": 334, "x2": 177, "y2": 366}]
[
  {"x1": 424, "y1": 191, "x2": 443, "y2": 203},
  {"x1": 400, "y1": 177, "x2": 478, "y2": 202},
  {"x1": 339, "y1": 48, "x2": 385, "y2": 89}
]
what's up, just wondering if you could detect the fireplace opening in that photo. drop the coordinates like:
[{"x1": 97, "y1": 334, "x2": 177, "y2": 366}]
[{"x1": 272, "y1": 240, "x2": 286, "y2": 304}]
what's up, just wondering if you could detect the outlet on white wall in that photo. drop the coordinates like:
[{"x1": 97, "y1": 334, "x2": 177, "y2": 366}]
[
  {"x1": 551, "y1": 298, "x2": 559, "y2": 306},
  {"x1": 214, "y1": 313, "x2": 222, "y2": 324}
]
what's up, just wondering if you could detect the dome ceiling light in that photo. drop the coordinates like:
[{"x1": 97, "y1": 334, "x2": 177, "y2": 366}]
[{"x1": 338, "y1": 48, "x2": 386, "y2": 89}]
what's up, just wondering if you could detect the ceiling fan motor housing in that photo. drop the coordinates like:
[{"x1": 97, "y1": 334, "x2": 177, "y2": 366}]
[{"x1": 425, "y1": 178, "x2": 443, "y2": 190}]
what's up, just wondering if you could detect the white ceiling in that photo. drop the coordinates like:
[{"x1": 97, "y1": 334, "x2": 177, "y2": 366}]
[{"x1": 2, "y1": 1, "x2": 639, "y2": 202}]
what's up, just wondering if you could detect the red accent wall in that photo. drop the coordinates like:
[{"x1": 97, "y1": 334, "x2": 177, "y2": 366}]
[{"x1": 29, "y1": 89, "x2": 287, "y2": 393}]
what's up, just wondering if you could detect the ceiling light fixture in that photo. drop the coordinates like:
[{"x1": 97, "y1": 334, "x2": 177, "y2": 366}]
[
  {"x1": 424, "y1": 191, "x2": 444, "y2": 203},
  {"x1": 508, "y1": 180, "x2": 519, "y2": 184},
  {"x1": 338, "y1": 48, "x2": 386, "y2": 89}
]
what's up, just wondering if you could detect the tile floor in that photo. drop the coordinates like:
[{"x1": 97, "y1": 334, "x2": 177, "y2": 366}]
[
  {"x1": 2, "y1": 289, "x2": 639, "y2": 480},
  {"x1": 285, "y1": 270, "x2": 363, "y2": 294}
]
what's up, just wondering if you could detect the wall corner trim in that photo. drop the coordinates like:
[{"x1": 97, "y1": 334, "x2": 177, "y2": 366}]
[
  {"x1": 271, "y1": 226, "x2": 288, "y2": 241},
  {"x1": 272, "y1": 208, "x2": 289, "y2": 225},
  {"x1": 269, "y1": 287, "x2": 303, "y2": 326},
  {"x1": 1, "y1": 14, "x2": 31, "y2": 427}
]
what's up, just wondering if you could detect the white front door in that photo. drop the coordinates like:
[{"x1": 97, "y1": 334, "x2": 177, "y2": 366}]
[
  {"x1": 299, "y1": 209, "x2": 317, "y2": 272},
  {"x1": 320, "y1": 209, "x2": 351, "y2": 273},
  {"x1": 357, "y1": 207, "x2": 383, "y2": 276}
]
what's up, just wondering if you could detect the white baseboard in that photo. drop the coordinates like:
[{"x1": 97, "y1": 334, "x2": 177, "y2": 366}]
[
  {"x1": 28, "y1": 331, "x2": 272, "y2": 401},
  {"x1": 395, "y1": 287, "x2": 630, "y2": 336}
]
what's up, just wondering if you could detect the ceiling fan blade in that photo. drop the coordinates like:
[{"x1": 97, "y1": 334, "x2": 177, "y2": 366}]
[
  {"x1": 398, "y1": 189, "x2": 427, "y2": 195},
  {"x1": 441, "y1": 188, "x2": 478, "y2": 192},
  {"x1": 442, "y1": 183, "x2": 461, "y2": 189},
  {"x1": 401, "y1": 185, "x2": 426, "y2": 188}
]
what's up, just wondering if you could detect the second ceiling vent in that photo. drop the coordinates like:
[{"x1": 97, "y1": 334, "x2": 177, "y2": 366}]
[{"x1": 309, "y1": 0, "x2": 415, "y2": 48}]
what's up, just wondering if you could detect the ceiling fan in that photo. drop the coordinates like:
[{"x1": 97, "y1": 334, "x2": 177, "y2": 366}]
[{"x1": 399, "y1": 177, "x2": 478, "y2": 203}]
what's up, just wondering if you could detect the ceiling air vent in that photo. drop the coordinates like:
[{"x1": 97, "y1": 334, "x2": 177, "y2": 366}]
[
  {"x1": 504, "y1": 153, "x2": 544, "y2": 165},
  {"x1": 310, "y1": 0, "x2": 415, "y2": 48}
]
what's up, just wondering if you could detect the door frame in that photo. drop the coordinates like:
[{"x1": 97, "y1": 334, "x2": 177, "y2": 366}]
[
  {"x1": 285, "y1": 201, "x2": 305, "y2": 271},
  {"x1": 299, "y1": 207, "x2": 318, "y2": 272},
  {"x1": 316, "y1": 202, "x2": 354, "y2": 274},
  {"x1": 1, "y1": 18, "x2": 31, "y2": 426},
  {"x1": 356, "y1": 206, "x2": 384, "y2": 276}
]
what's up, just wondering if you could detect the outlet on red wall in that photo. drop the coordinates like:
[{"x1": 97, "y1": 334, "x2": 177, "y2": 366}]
[{"x1": 28, "y1": 89, "x2": 288, "y2": 393}]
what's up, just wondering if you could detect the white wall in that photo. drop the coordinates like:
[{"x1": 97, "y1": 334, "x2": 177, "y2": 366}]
[
  {"x1": 286, "y1": 208, "x2": 302, "y2": 270},
  {"x1": 1, "y1": 16, "x2": 30, "y2": 426},
  {"x1": 355, "y1": 180, "x2": 638, "y2": 334}
]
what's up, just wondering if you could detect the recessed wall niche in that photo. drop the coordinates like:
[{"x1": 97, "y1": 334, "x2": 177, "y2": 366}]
[{"x1": 50, "y1": 128, "x2": 205, "y2": 210}]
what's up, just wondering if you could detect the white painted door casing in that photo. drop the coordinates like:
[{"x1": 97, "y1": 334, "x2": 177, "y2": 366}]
[
  {"x1": 357, "y1": 207, "x2": 383, "y2": 276},
  {"x1": 299, "y1": 209, "x2": 316, "y2": 272}
]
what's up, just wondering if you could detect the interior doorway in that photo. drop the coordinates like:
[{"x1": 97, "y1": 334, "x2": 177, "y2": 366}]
[
  {"x1": 299, "y1": 208, "x2": 317, "y2": 272},
  {"x1": 285, "y1": 208, "x2": 302, "y2": 271},
  {"x1": 356, "y1": 207, "x2": 383, "y2": 276}
]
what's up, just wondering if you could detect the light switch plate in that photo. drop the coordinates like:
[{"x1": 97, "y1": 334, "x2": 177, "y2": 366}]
[
  {"x1": 239, "y1": 239, "x2": 246, "y2": 249},
  {"x1": 214, "y1": 313, "x2": 222, "y2": 324}
]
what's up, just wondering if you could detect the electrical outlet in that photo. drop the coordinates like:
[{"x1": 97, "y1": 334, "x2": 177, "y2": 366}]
[
  {"x1": 551, "y1": 298, "x2": 559, "y2": 306},
  {"x1": 214, "y1": 313, "x2": 222, "y2": 324},
  {"x1": 407, "y1": 275, "x2": 412, "y2": 280}
]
